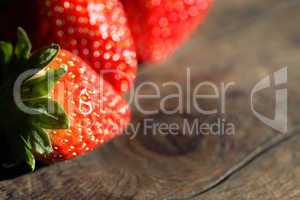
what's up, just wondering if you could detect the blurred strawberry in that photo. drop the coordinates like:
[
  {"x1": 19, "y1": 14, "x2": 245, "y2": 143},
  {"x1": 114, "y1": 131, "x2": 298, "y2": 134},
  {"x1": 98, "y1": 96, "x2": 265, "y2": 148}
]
[
  {"x1": 35, "y1": 0, "x2": 137, "y2": 93},
  {"x1": 121, "y1": 0, "x2": 213, "y2": 62}
]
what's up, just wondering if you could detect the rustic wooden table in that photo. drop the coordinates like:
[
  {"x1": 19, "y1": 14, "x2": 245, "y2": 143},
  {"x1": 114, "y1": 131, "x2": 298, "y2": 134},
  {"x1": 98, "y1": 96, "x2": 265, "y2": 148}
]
[{"x1": 0, "y1": 0, "x2": 300, "y2": 199}]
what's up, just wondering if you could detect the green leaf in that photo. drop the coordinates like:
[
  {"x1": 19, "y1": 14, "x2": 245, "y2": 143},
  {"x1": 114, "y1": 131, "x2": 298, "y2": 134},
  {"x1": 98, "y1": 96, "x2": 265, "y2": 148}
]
[
  {"x1": 20, "y1": 136, "x2": 35, "y2": 171},
  {"x1": 15, "y1": 27, "x2": 32, "y2": 62},
  {"x1": 0, "y1": 41, "x2": 13, "y2": 65},
  {"x1": 30, "y1": 126, "x2": 53, "y2": 155},
  {"x1": 22, "y1": 65, "x2": 67, "y2": 98},
  {"x1": 25, "y1": 98, "x2": 70, "y2": 129},
  {"x1": 24, "y1": 144, "x2": 35, "y2": 171},
  {"x1": 28, "y1": 44, "x2": 60, "y2": 70}
]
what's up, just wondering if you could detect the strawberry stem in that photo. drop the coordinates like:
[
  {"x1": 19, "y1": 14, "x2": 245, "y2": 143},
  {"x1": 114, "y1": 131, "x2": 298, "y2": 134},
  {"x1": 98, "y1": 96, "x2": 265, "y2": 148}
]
[{"x1": 0, "y1": 28, "x2": 69, "y2": 171}]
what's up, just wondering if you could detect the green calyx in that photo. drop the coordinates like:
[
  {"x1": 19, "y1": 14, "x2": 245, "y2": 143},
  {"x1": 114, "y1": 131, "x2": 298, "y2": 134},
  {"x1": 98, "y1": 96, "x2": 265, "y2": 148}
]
[
  {"x1": 22, "y1": 65, "x2": 67, "y2": 99},
  {"x1": 0, "y1": 41, "x2": 13, "y2": 65},
  {"x1": 0, "y1": 27, "x2": 69, "y2": 171}
]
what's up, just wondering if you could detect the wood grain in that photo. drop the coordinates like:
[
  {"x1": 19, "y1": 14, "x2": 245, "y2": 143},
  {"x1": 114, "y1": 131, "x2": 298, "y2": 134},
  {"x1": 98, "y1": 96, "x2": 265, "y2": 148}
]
[{"x1": 0, "y1": 0, "x2": 300, "y2": 199}]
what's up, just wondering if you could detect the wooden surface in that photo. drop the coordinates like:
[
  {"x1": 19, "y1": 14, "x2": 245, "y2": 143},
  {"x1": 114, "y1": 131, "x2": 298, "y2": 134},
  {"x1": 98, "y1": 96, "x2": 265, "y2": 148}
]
[{"x1": 1, "y1": 0, "x2": 300, "y2": 199}]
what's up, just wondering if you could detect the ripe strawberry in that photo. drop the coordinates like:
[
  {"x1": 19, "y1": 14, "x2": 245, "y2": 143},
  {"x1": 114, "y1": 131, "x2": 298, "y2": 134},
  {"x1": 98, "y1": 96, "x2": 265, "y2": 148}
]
[
  {"x1": 0, "y1": 28, "x2": 130, "y2": 170},
  {"x1": 35, "y1": 0, "x2": 137, "y2": 93},
  {"x1": 121, "y1": 0, "x2": 213, "y2": 62}
]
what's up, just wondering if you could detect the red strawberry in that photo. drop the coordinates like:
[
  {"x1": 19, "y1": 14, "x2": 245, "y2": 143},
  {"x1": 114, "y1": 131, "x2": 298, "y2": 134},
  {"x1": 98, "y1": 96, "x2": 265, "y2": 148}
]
[
  {"x1": 42, "y1": 49, "x2": 130, "y2": 162},
  {"x1": 35, "y1": 0, "x2": 137, "y2": 93},
  {"x1": 121, "y1": 0, "x2": 213, "y2": 62},
  {"x1": 0, "y1": 28, "x2": 130, "y2": 170}
]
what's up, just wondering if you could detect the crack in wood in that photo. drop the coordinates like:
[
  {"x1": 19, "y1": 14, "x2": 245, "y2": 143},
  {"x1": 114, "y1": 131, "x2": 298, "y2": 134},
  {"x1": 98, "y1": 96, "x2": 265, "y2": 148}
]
[{"x1": 165, "y1": 127, "x2": 300, "y2": 200}]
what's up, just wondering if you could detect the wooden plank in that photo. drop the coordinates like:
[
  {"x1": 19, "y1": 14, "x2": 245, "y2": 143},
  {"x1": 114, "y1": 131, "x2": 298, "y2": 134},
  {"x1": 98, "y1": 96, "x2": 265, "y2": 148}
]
[
  {"x1": 200, "y1": 133, "x2": 300, "y2": 200},
  {"x1": 0, "y1": 0, "x2": 299, "y2": 199}
]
